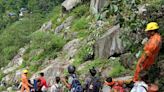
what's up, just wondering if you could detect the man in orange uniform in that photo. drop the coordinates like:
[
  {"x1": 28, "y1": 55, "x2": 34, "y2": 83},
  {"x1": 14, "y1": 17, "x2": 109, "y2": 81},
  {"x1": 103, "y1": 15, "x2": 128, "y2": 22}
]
[
  {"x1": 133, "y1": 22, "x2": 162, "y2": 81},
  {"x1": 21, "y1": 70, "x2": 33, "y2": 92}
]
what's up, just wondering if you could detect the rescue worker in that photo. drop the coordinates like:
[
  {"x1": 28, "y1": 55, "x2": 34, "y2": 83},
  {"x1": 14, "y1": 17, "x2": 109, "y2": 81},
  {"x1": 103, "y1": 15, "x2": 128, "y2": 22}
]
[
  {"x1": 21, "y1": 69, "x2": 33, "y2": 92},
  {"x1": 133, "y1": 22, "x2": 162, "y2": 81}
]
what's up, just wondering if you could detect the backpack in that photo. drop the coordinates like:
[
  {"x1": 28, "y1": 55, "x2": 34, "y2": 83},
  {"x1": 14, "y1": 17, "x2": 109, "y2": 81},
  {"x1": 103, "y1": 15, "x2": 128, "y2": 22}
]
[
  {"x1": 71, "y1": 74, "x2": 83, "y2": 92},
  {"x1": 54, "y1": 84, "x2": 62, "y2": 92},
  {"x1": 88, "y1": 77, "x2": 101, "y2": 92},
  {"x1": 102, "y1": 84, "x2": 112, "y2": 92},
  {"x1": 33, "y1": 79, "x2": 38, "y2": 91},
  {"x1": 130, "y1": 81, "x2": 148, "y2": 92}
]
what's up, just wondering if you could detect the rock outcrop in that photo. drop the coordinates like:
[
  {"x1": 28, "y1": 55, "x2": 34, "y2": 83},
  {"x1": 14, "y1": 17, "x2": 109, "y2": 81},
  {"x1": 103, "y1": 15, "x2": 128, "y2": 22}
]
[
  {"x1": 63, "y1": 39, "x2": 81, "y2": 59},
  {"x1": 62, "y1": 0, "x2": 81, "y2": 11},
  {"x1": 95, "y1": 24, "x2": 124, "y2": 59},
  {"x1": 54, "y1": 16, "x2": 74, "y2": 34},
  {"x1": 90, "y1": 0, "x2": 109, "y2": 14},
  {"x1": 39, "y1": 21, "x2": 52, "y2": 31},
  {"x1": 2, "y1": 47, "x2": 26, "y2": 74}
]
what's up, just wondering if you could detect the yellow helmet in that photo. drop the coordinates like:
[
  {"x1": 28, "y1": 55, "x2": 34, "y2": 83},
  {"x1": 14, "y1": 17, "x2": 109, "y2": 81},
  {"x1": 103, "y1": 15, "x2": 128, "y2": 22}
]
[
  {"x1": 145, "y1": 22, "x2": 159, "y2": 32},
  {"x1": 23, "y1": 69, "x2": 28, "y2": 74}
]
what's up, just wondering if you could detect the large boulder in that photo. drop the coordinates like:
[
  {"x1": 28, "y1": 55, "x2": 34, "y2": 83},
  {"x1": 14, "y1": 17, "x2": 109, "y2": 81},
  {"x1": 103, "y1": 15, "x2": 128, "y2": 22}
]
[
  {"x1": 30, "y1": 57, "x2": 70, "y2": 85},
  {"x1": 62, "y1": 0, "x2": 81, "y2": 11},
  {"x1": 2, "y1": 47, "x2": 26, "y2": 74},
  {"x1": 63, "y1": 39, "x2": 81, "y2": 59},
  {"x1": 95, "y1": 24, "x2": 124, "y2": 59},
  {"x1": 120, "y1": 53, "x2": 137, "y2": 69},
  {"x1": 90, "y1": 0, "x2": 109, "y2": 14}
]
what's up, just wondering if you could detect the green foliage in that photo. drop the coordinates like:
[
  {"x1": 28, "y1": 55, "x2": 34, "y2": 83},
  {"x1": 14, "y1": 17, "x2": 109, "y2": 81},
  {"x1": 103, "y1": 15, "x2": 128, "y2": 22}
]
[
  {"x1": 109, "y1": 60, "x2": 126, "y2": 77},
  {"x1": 77, "y1": 59, "x2": 107, "y2": 74},
  {"x1": 0, "y1": 70, "x2": 5, "y2": 81},
  {"x1": 0, "y1": 86, "x2": 5, "y2": 92},
  {"x1": 51, "y1": 6, "x2": 62, "y2": 27},
  {"x1": 72, "y1": 17, "x2": 89, "y2": 31},
  {"x1": 73, "y1": 41, "x2": 94, "y2": 66},
  {"x1": 77, "y1": 58, "x2": 127, "y2": 77},
  {"x1": 27, "y1": 0, "x2": 64, "y2": 13},
  {"x1": 0, "y1": 15, "x2": 45, "y2": 68},
  {"x1": 70, "y1": 4, "x2": 90, "y2": 17},
  {"x1": 30, "y1": 31, "x2": 65, "y2": 51},
  {"x1": 22, "y1": 31, "x2": 66, "y2": 72}
]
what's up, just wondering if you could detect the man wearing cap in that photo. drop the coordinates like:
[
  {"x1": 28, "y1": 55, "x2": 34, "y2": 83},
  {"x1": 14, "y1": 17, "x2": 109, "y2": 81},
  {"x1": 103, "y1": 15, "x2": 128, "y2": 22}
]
[
  {"x1": 133, "y1": 22, "x2": 162, "y2": 81},
  {"x1": 21, "y1": 70, "x2": 33, "y2": 92}
]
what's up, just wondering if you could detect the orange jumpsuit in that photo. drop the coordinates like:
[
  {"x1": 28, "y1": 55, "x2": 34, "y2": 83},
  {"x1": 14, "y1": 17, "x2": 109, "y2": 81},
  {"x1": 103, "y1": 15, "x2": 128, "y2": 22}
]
[
  {"x1": 21, "y1": 74, "x2": 30, "y2": 92},
  {"x1": 133, "y1": 33, "x2": 162, "y2": 81}
]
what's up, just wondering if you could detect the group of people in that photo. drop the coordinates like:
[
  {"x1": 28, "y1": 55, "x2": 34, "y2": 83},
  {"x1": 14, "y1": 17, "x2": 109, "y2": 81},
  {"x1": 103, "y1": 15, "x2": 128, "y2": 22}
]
[{"x1": 21, "y1": 22, "x2": 162, "y2": 92}]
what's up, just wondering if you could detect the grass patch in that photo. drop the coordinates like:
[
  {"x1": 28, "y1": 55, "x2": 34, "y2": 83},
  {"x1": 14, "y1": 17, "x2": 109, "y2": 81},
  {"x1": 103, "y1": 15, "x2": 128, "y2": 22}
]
[
  {"x1": 77, "y1": 59, "x2": 107, "y2": 75},
  {"x1": 0, "y1": 70, "x2": 5, "y2": 81},
  {"x1": 73, "y1": 41, "x2": 94, "y2": 66},
  {"x1": 76, "y1": 58, "x2": 127, "y2": 78},
  {"x1": 109, "y1": 60, "x2": 126, "y2": 77},
  {"x1": 72, "y1": 17, "x2": 90, "y2": 31},
  {"x1": 22, "y1": 31, "x2": 66, "y2": 72},
  {"x1": 0, "y1": 14, "x2": 45, "y2": 68},
  {"x1": 0, "y1": 86, "x2": 6, "y2": 92},
  {"x1": 70, "y1": 4, "x2": 90, "y2": 17}
]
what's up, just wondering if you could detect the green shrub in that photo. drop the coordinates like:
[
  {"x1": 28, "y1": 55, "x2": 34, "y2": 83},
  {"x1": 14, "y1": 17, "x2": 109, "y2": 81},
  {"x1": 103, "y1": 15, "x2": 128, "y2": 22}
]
[
  {"x1": 22, "y1": 31, "x2": 66, "y2": 71},
  {"x1": 77, "y1": 59, "x2": 107, "y2": 74},
  {"x1": 0, "y1": 15, "x2": 45, "y2": 68},
  {"x1": 0, "y1": 86, "x2": 5, "y2": 92},
  {"x1": 109, "y1": 60, "x2": 126, "y2": 77},
  {"x1": 72, "y1": 17, "x2": 89, "y2": 31},
  {"x1": 70, "y1": 4, "x2": 90, "y2": 17},
  {"x1": 0, "y1": 70, "x2": 4, "y2": 81},
  {"x1": 73, "y1": 41, "x2": 94, "y2": 66},
  {"x1": 30, "y1": 31, "x2": 66, "y2": 50}
]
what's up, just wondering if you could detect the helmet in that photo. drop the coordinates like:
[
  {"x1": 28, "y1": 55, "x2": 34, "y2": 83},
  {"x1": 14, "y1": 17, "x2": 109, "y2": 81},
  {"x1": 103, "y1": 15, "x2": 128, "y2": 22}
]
[
  {"x1": 145, "y1": 22, "x2": 159, "y2": 32},
  {"x1": 23, "y1": 69, "x2": 28, "y2": 74},
  {"x1": 68, "y1": 65, "x2": 76, "y2": 74},
  {"x1": 89, "y1": 67, "x2": 97, "y2": 76}
]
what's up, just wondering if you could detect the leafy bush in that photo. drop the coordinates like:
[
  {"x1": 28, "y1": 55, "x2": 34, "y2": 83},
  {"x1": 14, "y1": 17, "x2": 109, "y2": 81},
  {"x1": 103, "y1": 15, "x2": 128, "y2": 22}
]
[
  {"x1": 0, "y1": 70, "x2": 4, "y2": 81},
  {"x1": 77, "y1": 59, "x2": 107, "y2": 75},
  {"x1": 22, "y1": 31, "x2": 66, "y2": 72},
  {"x1": 109, "y1": 60, "x2": 126, "y2": 77},
  {"x1": 72, "y1": 17, "x2": 89, "y2": 31},
  {"x1": 70, "y1": 4, "x2": 90, "y2": 17},
  {"x1": 73, "y1": 41, "x2": 94, "y2": 66},
  {"x1": 30, "y1": 31, "x2": 65, "y2": 50},
  {"x1": 0, "y1": 15, "x2": 45, "y2": 68},
  {"x1": 0, "y1": 86, "x2": 5, "y2": 92}
]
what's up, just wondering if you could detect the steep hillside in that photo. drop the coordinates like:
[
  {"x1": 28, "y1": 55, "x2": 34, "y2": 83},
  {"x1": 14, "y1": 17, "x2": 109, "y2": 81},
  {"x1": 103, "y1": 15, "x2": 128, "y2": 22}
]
[{"x1": 0, "y1": 0, "x2": 164, "y2": 91}]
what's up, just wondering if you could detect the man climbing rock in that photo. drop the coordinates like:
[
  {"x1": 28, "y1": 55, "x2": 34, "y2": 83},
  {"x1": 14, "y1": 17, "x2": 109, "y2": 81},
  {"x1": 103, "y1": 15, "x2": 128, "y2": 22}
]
[
  {"x1": 21, "y1": 69, "x2": 33, "y2": 92},
  {"x1": 133, "y1": 22, "x2": 162, "y2": 81}
]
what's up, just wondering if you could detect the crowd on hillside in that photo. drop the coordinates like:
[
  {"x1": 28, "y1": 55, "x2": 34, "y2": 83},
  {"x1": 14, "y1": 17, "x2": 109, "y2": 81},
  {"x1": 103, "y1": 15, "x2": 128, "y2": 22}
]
[
  {"x1": 20, "y1": 65, "x2": 158, "y2": 92},
  {"x1": 19, "y1": 22, "x2": 162, "y2": 92}
]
